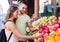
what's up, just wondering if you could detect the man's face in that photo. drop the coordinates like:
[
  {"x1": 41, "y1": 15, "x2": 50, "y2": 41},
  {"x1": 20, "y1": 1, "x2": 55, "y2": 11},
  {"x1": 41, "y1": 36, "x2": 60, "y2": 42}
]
[{"x1": 19, "y1": 4, "x2": 27, "y2": 14}]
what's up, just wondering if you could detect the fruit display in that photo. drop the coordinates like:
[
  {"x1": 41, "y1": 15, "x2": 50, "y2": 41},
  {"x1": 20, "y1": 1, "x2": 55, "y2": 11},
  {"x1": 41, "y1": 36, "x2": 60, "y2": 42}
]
[
  {"x1": 32, "y1": 16, "x2": 47, "y2": 27},
  {"x1": 44, "y1": 29, "x2": 60, "y2": 42},
  {"x1": 32, "y1": 16, "x2": 57, "y2": 27},
  {"x1": 32, "y1": 16, "x2": 60, "y2": 42}
]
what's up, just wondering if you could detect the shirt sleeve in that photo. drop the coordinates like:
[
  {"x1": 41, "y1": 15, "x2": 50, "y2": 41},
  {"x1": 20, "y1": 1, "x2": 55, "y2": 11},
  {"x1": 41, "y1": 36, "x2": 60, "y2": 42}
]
[{"x1": 27, "y1": 16, "x2": 31, "y2": 23}]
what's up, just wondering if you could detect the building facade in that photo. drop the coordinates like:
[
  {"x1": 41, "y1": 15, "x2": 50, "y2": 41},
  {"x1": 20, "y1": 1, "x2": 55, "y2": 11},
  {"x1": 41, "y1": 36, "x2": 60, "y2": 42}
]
[{"x1": 9, "y1": 0, "x2": 56, "y2": 17}]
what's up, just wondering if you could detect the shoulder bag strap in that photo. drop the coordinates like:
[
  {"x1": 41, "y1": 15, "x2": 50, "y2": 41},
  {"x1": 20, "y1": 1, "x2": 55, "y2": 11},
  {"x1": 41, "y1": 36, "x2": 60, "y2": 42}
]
[{"x1": 8, "y1": 32, "x2": 13, "y2": 42}]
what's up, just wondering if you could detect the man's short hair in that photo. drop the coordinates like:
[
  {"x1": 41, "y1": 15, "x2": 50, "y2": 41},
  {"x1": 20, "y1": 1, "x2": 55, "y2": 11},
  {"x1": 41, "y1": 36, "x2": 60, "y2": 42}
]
[{"x1": 18, "y1": 2, "x2": 27, "y2": 10}]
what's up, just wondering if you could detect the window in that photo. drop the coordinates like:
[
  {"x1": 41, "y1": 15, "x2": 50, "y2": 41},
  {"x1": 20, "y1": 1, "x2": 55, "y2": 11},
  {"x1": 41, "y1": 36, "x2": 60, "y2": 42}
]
[{"x1": 56, "y1": 0, "x2": 60, "y2": 6}]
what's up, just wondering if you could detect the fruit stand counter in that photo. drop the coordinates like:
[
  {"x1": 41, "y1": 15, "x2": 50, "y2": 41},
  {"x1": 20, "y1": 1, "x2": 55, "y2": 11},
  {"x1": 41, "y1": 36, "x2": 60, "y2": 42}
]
[{"x1": 32, "y1": 16, "x2": 60, "y2": 42}]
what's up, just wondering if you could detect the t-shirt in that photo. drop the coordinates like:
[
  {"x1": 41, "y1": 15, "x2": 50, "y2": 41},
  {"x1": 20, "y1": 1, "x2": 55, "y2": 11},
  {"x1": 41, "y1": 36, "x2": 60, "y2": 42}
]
[{"x1": 16, "y1": 14, "x2": 30, "y2": 40}]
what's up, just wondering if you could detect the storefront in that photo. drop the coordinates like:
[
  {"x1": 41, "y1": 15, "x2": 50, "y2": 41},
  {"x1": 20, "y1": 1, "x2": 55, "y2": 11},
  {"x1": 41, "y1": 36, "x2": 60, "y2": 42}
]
[
  {"x1": 22, "y1": 0, "x2": 56, "y2": 17},
  {"x1": 5, "y1": 0, "x2": 58, "y2": 17}
]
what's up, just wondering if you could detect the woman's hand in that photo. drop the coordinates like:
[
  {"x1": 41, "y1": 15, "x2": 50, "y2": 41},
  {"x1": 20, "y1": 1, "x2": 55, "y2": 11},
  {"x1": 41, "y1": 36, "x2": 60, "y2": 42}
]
[{"x1": 33, "y1": 32, "x2": 41, "y2": 39}]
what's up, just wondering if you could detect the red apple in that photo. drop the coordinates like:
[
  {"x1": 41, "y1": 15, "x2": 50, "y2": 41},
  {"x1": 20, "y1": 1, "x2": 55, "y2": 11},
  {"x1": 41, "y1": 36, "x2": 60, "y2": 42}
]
[
  {"x1": 52, "y1": 22, "x2": 56, "y2": 25},
  {"x1": 38, "y1": 24, "x2": 43, "y2": 29},
  {"x1": 43, "y1": 28, "x2": 50, "y2": 33},
  {"x1": 44, "y1": 24, "x2": 48, "y2": 27},
  {"x1": 51, "y1": 26, "x2": 55, "y2": 29},
  {"x1": 47, "y1": 25, "x2": 51, "y2": 28},
  {"x1": 58, "y1": 20, "x2": 60, "y2": 24},
  {"x1": 38, "y1": 29, "x2": 43, "y2": 33},
  {"x1": 53, "y1": 20, "x2": 58, "y2": 24},
  {"x1": 37, "y1": 40, "x2": 42, "y2": 42},
  {"x1": 54, "y1": 24, "x2": 59, "y2": 28},
  {"x1": 52, "y1": 27, "x2": 58, "y2": 31},
  {"x1": 43, "y1": 33, "x2": 49, "y2": 39}
]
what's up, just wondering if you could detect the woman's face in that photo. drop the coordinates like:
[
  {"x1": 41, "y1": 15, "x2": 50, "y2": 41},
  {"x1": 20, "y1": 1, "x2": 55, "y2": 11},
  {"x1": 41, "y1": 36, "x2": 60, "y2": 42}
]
[{"x1": 13, "y1": 10, "x2": 18, "y2": 18}]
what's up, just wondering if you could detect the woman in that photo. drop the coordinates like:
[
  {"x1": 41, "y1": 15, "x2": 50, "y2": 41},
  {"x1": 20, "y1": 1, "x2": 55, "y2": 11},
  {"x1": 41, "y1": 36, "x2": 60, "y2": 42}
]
[{"x1": 4, "y1": 6, "x2": 39, "y2": 42}]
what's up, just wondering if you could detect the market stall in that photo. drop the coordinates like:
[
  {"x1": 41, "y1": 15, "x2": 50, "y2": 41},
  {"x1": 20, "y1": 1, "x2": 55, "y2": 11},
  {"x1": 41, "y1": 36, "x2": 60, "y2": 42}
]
[{"x1": 31, "y1": 16, "x2": 60, "y2": 42}]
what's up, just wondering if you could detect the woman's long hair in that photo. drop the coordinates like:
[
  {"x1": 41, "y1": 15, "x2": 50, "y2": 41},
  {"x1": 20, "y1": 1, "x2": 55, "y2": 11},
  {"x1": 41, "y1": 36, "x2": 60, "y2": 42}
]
[{"x1": 5, "y1": 5, "x2": 18, "y2": 23}]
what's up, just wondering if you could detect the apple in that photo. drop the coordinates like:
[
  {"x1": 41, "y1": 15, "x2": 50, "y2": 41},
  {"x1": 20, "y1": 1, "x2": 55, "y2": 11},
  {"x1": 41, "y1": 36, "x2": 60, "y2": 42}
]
[
  {"x1": 52, "y1": 20, "x2": 58, "y2": 24},
  {"x1": 52, "y1": 22, "x2": 56, "y2": 25},
  {"x1": 37, "y1": 40, "x2": 42, "y2": 42},
  {"x1": 49, "y1": 26, "x2": 55, "y2": 32},
  {"x1": 42, "y1": 33, "x2": 48, "y2": 39},
  {"x1": 52, "y1": 27, "x2": 58, "y2": 31},
  {"x1": 44, "y1": 24, "x2": 48, "y2": 27},
  {"x1": 47, "y1": 25, "x2": 51, "y2": 28},
  {"x1": 58, "y1": 20, "x2": 60, "y2": 24},
  {"x1": 43, "y1": 28, "x2": 50, "y2": 33},
  {"x1": 38, "y1": 29, "x2": 43, "y2": 33},
  {"x1": 37, "y1": 38, "x2": 43, "y2": 42},
  {"x1": 54, "y1": 24, "x2": 59, "y2": 28},
  {"x1": 51, "y1": 26, "x2": 55, "y2": 29},
  {"x1": 38, "y1": 24, "x2": 43, "y2": 29}
]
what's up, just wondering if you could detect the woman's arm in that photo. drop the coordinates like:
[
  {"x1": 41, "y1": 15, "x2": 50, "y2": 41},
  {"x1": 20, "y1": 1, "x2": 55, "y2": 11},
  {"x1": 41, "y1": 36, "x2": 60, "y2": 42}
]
[{"x1": 5, "y1": 22, "x2": 39, "y2": 40}]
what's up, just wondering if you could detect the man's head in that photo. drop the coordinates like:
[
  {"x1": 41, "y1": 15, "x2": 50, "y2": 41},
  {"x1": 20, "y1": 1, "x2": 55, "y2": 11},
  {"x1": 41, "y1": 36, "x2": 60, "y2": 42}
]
[{"x1": 18, "y1": 3, "x2": 28, "y2": 14}]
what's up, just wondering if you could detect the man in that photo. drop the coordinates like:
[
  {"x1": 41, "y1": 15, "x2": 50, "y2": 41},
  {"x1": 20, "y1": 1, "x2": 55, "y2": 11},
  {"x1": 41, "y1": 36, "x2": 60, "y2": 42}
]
[
  {"x1": 16, "y1": 2, "x2": 38, "y2": 42},
  {"x1": 16, "y1": 3, "x2": 30, "y2": 42}
]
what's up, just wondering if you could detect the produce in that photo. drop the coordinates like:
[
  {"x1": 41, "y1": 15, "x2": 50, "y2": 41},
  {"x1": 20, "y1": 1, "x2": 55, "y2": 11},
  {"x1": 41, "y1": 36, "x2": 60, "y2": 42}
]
[
  {"x1": 32, "y1": 16, "x2": 60, "y2": 42},
  {"x1": 44, "y1": 29, "x2": 60, "y2": 42}
]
